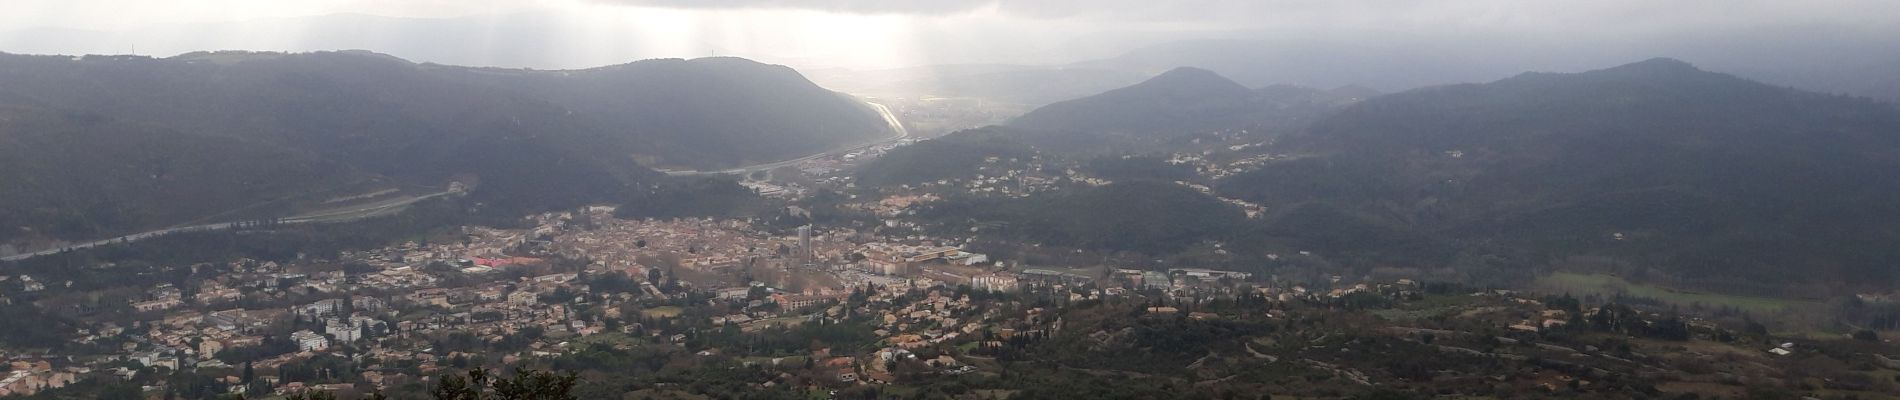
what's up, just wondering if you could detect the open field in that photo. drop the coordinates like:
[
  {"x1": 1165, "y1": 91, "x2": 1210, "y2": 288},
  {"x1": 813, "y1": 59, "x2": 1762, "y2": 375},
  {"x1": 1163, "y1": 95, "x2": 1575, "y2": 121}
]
[
  {"x1": 642, "y1": 306, "x2": 685, "y2": 319},
  {"x1": 570, "y1": 332, "x2": 650, "y2": 348},
  {"x1": 1630, "y1": 336, "x2": 1763, "y2": 358},
  {"x1": 1535, "y1": 272, "x2": 1818, "y2": 313},
  {"x1": 1655, "y1": 381, "x2": 1747, "y2": 398},
  {"x1": 1370, "y1": 294, "x2": 1480, "y2": 321},
  {"x1": 744, "y1": 316, "x2": 809, "y2": 332}
]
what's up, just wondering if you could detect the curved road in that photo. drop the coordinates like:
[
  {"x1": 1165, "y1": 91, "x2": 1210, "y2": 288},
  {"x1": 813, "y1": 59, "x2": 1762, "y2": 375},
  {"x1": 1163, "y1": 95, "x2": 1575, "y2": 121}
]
[
  {"x1": 0, "y1": 190, "x2": 456, "y2": 262},
  {"x1": 663, "y1": 101, "x2": 910, "y2": 176}
]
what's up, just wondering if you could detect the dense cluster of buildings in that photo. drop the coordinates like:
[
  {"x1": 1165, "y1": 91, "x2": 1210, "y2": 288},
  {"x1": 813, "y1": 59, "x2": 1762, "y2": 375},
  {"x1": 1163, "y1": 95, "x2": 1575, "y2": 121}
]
[
  {"x1": 6, "y1": 201, "x2": 1800, "y2": 398},
  {"x1": 0, "y1": 205, "x2": 1032, "y2": 396},
  {"x1": 0, "y1": 361, "x2": 76, "y2": 396}
]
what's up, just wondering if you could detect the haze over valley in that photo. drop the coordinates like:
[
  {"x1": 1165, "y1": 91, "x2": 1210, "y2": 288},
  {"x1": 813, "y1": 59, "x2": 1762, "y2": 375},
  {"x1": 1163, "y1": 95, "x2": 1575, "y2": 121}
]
[{"x1": 4, "y1": 1, "x2": 1900, "y2": 399}]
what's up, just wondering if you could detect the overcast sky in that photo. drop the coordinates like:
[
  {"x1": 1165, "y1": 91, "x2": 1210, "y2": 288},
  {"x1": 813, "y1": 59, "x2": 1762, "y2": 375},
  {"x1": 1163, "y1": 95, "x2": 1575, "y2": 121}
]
[{"x1": 3, "y1": 0, "x2": 1897, "y2": 95}]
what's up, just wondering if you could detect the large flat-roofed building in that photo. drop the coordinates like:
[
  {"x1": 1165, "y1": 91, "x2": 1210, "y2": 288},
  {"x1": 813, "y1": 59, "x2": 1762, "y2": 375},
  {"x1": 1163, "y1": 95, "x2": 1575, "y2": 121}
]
[
  {"x1": 1169, "y1": 268, "x2": 1252, "y2": 282},
  {"x1": 905, "y1": 247, "x2": 960, "y2": 263},
  {"x1": 1143, "y1": 271, "x2": 1172, "y2": 289},
  {"x1": 1021, "y1": 269, "x2": 1092, "y2": 285},
  {"x1": 971, "y1": 274, "x2": 1019, "y2": 292},
  {"x1": 290, "y1": 330, "x2": 329, "y2": 352}
]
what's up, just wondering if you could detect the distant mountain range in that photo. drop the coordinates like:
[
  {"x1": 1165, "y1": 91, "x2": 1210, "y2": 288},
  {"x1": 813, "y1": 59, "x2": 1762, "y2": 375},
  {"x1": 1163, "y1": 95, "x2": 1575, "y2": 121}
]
[
  {"x1": 0, "y1": 51, "x2": 890, "y2": 245},
  {"x1": 1077, "y1": 39, "x2": 1900, "y2": 104}
]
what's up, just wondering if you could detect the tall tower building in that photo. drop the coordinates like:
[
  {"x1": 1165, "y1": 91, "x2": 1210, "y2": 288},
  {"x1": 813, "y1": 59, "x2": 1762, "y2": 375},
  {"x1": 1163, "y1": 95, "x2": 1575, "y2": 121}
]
[{"x1": 797, "y1": 225, "x2": 814, "y2": 268}]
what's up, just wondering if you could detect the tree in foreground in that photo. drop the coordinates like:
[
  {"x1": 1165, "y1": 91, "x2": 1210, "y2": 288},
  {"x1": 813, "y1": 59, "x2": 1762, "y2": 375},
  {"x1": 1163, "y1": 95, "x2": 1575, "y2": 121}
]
[
  {"x1": 222, "y1": 390, "x2": 384, "y2": 400},
  {"x1": 430, "y1": 368, "x2": 579, "y2": 400}
]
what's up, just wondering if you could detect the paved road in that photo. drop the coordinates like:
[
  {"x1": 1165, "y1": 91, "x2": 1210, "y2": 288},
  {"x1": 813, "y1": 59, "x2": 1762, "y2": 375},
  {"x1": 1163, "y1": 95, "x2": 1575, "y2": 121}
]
[
  {"x1": 280, "y1": 190, "x2": 456, "y2": 223},
  {"x1": 3, "y1": 102, "x2": 907, "y2": 261},
  {"x1": 663, "y1": 101, "x2": 910, "y2": 177},
  {"x1": 0, "y1": 190, "x2": 456, "y2": 262}
]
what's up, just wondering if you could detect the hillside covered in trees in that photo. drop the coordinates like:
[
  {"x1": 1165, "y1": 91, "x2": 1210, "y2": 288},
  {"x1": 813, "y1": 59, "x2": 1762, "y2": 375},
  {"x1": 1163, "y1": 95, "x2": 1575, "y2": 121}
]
[
  {"x1": 1219, "y1": 58, "x2": 1900, "y2": 291},
  {"x1": 0, "y1": 51, "x2": 891, "y2": 246},
  {"x1": 854, "y1": 128, "x2": 1037, "y2": 187},
  {"x1": 1010, "y1": 66, "x2": 1371, "y2": 138}
]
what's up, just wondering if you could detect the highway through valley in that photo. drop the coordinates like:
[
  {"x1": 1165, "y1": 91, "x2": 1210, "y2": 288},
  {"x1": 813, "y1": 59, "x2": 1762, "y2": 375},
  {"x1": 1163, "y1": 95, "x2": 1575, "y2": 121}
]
[
  {"x1": 662, "y1": 101, "x2": 911, "y2": 176},
  {"x1": 0, "y1": 190, "x2": 456, "y2": 262}
]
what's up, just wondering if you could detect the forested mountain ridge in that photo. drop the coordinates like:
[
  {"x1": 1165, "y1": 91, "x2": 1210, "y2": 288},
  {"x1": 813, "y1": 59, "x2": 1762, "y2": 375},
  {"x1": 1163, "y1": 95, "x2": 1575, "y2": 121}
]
[
  {"x1": 917, "y1": 179, "x2": 1248, "y2": 254},
  {"x1": 0, "y1": 51, "x2": 889, "y2": 170},
  {"x1": 0, "y1": 51, "x2": 889, "y2": 246},
  {"x1": 1221, "y1": 58, "x2": 1900, "y2": 290},
  {"x1": 853, "y1": 127, "x2": 1037, "y2": 187},
  {"x1": 0, "y1": 106, "x2": 370, "y2": 243},
  {"x1": 1009, "y1": 66, "x2": 1371, "y2": 139},
  {"x1": 441, "y1": 56, "x2": 891, "y2": 165}
]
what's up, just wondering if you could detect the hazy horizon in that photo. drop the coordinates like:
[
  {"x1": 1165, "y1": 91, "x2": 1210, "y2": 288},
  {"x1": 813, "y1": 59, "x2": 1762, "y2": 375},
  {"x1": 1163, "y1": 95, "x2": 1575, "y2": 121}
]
[{"x1": 5, "y1": 1, "x2": 1897, "y2": 78}]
